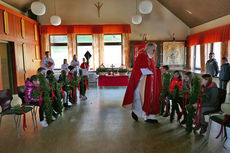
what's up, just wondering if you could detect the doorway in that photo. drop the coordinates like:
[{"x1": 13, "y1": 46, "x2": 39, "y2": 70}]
[{"x1": 0, "y1": 41, "x2": 15, "y2": 93}]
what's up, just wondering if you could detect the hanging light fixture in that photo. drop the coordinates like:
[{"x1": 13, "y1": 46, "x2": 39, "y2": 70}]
[
  {"x1": 50, "y1": 0, "x2": 61, "y2": 26},
  {"x1": 132, "y1": 15, "x2": 142, "y2": 25},
  {"x1": 139, "y1": 0, "x2": 153, "y2": 14},
  {"x1": 50, "y1": 16, "x2": 61, "y2": 26},
  {"x1": 31, "y1": 1, "x2": 46, "y2": 16},
  {"x1": 132, "y1": 0, "x2": 142, "y2": 25}
]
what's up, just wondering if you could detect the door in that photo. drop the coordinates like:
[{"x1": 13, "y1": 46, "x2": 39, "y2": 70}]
[{"x1": 0, "y1": 41, "x2": 11, "y2": 90}]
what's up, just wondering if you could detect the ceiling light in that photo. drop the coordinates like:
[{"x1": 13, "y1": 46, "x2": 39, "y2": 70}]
[
  {"x1": 31, "y1": 1, "x2": 46, "y2": 16},
  {"x1": 139, "y1": 0, "x2": 153, "y2": 15}
]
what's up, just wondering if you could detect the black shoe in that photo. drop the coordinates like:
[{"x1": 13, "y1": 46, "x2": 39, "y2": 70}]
[
  {"x1": 200, "y1": 125, "x2": 208, "y2": 135},
  {"x1": 193, "y1": 126, "x2": 200, "y2": 135},
  {"x1": 181, "y1": 119, "x2": 186, "y2": 125},
  {"x1": 170, "y1": 117, "x2": 174, "y2": 123},
  {"x1": 64, "y1": 103, "x2": 71, "y2": 108},
  {"x1": 131, "y1": 112, "x2": 138, "y2": 121},
  {"x1": 163, "y1": 113, "x2": 169, "y2": 117},
  {"x1": 145, "y1": 119, "x2": 158, "y2": 124},
  {"x1": 177, "y1": 112, "x2": 182, "y2": 121}
]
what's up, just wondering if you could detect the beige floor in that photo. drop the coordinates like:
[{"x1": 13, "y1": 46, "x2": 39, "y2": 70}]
[{"x1": 0, "y1": 85, "x2": 229, "y2": 153}]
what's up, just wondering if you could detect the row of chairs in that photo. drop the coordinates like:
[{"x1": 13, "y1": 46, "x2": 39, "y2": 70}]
[{"x1": 0, "y1": 86, "x2": 38, "y2": 138}]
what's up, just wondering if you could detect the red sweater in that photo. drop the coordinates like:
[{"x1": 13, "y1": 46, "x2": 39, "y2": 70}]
[
  {"x1": 80, "y1": 62, "x2": 89, "y2": 70},
  {"x1": 169, "y1": 78, "x2": 183, "y2": 92}
]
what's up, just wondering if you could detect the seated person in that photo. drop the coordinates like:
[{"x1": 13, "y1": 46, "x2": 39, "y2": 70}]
[
  {"x1": 25, "y1": 75, "x2": 47, "y2": 127},
  {"x1": 37, "y1": 67, "x2": 46, "y2": 76},
  {"x1": 46, "y1": 70, "x2": 54, "y2": 83},
  {"x1": 58, "y1": 70, "x2": 72, "y2": 107},
  {"x1": 195, "y1": 74, "x2": 218, "y2": 134},
  {"x1": 61, "y1": 59, "x2": 69, "y2": 72}
]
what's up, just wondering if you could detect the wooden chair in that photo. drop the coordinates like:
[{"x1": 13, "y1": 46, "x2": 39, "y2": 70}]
[
  {"x1": 0, "y1": 89, "x2": 33, "y2": 138},
  {"x1": 17, "y1": 86, "x2": 38, "y2": 129}
]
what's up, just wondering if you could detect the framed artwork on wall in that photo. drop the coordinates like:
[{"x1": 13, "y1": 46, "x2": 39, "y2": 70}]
[{"x1": 162, "y1": 42, "x2": 185, "y2": 66}]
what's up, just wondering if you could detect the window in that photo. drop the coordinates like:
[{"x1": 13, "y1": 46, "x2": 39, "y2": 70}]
[
  {"x1": 190, "y1": 46, "x2": 195, "y2": 70},
  {"x1": 77, "y1": 35, "x2": 93, "y2": 70},
  {"x1": 194, "y1": 45, "x2": 201, "y2": 69},
  {"x1": 205, "y1": 42, "x2": 221, "y2": 69},
  {"x1": 205, "y1": 43, "x2": 212, "y2": 62},
  {"x1": 213, "y1": 42, "x2": 221, "y2": 68},
  {"x1": 50, "y1": 35, "x2": 68, "y2": 69},
  {"x1": 104, "y1": 34, "x2": 122, "y2": 67}
]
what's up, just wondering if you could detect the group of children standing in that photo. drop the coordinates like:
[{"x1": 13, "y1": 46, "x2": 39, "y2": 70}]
[
  {"x1": 160, "y1": 65, "x2": 220, "y2": 134},
  {"x1": 24, "y1": 57, "x2": 89, "y2": 127}
]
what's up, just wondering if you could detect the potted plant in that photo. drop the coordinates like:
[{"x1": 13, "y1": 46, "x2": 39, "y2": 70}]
[
  {"x1": 118, "y1": 68, "x2": 128, "y2": 75},
  {"x1": 96, "y1": 68, "x2": 108, "y2": 75}
]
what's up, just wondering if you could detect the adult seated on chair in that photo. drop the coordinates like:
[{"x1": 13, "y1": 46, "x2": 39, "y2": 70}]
[
  {"x1": 195, "y1": 74, "x2": 219, "y2": 134},
  {"x1": 25, "y1": 75, "x2": 47, "y2": 127}
]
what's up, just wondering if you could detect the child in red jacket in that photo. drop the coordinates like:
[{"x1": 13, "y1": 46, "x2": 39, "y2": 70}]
[
  {"x1": 169, "y1": 71, "x2": 183, "y2": 92},
  {"x1": 163, "y1": 71, "x2": 183, "y2": 121}
]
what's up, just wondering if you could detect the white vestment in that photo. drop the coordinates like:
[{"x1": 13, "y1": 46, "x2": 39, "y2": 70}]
[
  {"x1": 70, "y1": 60, "x2": 80, "y2": 72},
  {"x1": 61, "y1": 64, "x2": 69, "y2": 71},
  {"x1": 132, "y1": 74, "x2": 156, "y2": 120},
  {"x1": 41, "y1": 57, "x2": 55, "y2": 70}
]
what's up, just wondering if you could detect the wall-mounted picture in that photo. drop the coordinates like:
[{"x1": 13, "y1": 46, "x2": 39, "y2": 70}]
[{"x1": 163, "y1": 42, "x2": 185, "y2": 66}]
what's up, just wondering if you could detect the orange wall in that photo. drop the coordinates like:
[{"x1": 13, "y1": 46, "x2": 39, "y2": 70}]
[{"x1": 0, "y1": 4, "x2": 41, "y2": 90}]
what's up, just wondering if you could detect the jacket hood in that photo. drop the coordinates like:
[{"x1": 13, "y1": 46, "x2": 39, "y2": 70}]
[{"x1": 25, "y1": 80, "x2": 34, "y2": 87}]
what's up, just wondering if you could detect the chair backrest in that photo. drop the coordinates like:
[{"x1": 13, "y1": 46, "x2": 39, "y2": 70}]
[
  {"x1": 217, "y1": 88, "x2": 227, "y2": 110},
  {"x1": 0, "y1": 89, "x2": 13, "y2": 112},
  {"x1": 17, "y1": 86, "x2": 26, "y2": 104}
]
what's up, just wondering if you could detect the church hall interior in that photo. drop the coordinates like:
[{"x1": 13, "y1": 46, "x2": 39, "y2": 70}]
[{"x1": 0, "y1": 0, "x2": 230, "y2": 153}]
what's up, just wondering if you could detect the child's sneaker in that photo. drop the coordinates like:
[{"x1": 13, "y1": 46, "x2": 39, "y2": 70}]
[
  {"x1": 40, "y1": 120, "x2": 48, "y2": 127},
  {"x1": 81, "y1": 96, "x2": 87, "y2": 101},
  {"x1": 68, "y1": 101, "x2": 72, "y2": 106},
  {"x1": 52, "y1": 116, "x2": 56, "y2": 120}
]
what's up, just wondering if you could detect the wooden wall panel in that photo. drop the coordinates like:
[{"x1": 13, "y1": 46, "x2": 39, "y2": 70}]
[
  {"x1": 23, "y1": 44, "x2": 39, "y2": 79},
  {"x1": 7, "y1": 12, "x2": 16, "y2": 37},
  {"x1": 14, "y1": 43, "x2": 25, "y2": 86},
  {"x1": 14, "y1": 16, "x2": 22, "y2": 39},
  {"x1": 24, "y1": 20, "x2": 34, "y2": 41},
  {"x1": 0, "y1": 9, "x2": 4, "y2": 35}
]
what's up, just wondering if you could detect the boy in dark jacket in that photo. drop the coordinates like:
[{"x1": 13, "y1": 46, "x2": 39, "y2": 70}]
[
  {"x1": 219, "y1": 57, "x2": 230, "y2": 90},
  {"x1": 206, "y1": 53, "x2": 219, "y2": 77}
]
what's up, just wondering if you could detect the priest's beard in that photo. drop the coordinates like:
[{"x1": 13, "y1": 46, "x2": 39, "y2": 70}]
[{"x1": 147, "y1": 52, "x2": 154, "y2": 58}]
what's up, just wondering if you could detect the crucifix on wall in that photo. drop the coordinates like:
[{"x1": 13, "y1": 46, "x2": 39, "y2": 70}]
[{"x1": 95, "y1": 1, "x2": 103, "y2": 18}]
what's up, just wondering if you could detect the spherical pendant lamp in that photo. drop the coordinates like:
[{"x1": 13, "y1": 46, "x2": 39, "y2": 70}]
[
  {"x1": 132, "y1": 15, "x2": 142, "y2": 24},
  {"x1": 31, "y1": 1, "x2": 46, "y2": 16},
  {"x1": 50, "y1": 16, "x2": 61, "y2": 26},
  {"x1": 139, "y1": 0, "x2": 153, "y2": 14}
]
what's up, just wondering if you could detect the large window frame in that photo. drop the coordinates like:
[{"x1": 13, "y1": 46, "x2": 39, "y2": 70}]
[
  {"x1": 104, "y1": 34, "x2": 123, "y2": 68},
  {"x1": 49, "y1": 35, "x2": 68, "y2": 69},
  {"x1": 194, "y1": 45, "x2": 201, "y2": 70},
  {"x1": 76, "y1": 35, "x2": 93, "y2": 70}
]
